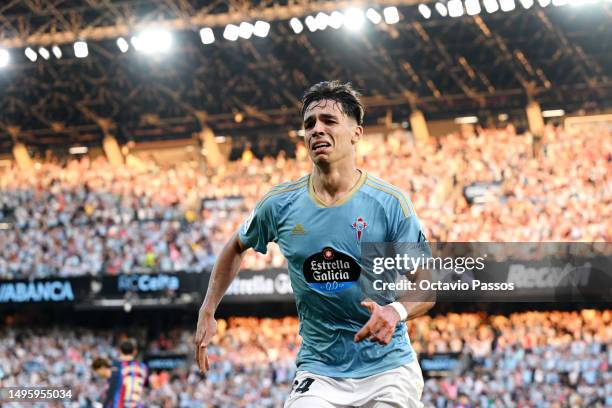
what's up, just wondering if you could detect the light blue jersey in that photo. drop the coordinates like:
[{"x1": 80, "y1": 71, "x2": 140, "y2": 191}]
[{"x1": 238, "y1": 170, "x2": 428, "y2": 378}]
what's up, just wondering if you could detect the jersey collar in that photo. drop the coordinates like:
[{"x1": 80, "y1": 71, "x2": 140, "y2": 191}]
[{"x1": 308, "y1": 170, "x2": 367, "y2": 208}]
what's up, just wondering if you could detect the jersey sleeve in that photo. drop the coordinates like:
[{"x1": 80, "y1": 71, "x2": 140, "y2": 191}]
[
  {"x1": 238, "y1": 194, "x2": 278, "y2": 254},
  {"x1": 389, "y1": 192, "x2": 427, "y2": 243},
  {"x1": 388, "y1": 193, "x2": 433, "y2": 299}
]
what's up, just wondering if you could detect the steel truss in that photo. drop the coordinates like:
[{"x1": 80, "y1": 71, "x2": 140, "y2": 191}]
[{"x1": 0, "y1": 0, "x2": 610, "y2": 152}]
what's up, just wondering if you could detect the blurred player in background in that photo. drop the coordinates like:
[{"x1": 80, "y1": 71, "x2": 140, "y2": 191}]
[
  {"x1": 92, "y1": 338, "x2": 148, "y2": 408},
  {"x1": 196, "y1": 81, "x2": 435, "y2": 407}
]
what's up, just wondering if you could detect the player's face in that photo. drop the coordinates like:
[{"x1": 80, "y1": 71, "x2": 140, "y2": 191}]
[
  {"x1": 95, "y1": 367, "x2": 112, "y2": 379},
  {"x1": 303, "y1": 99, "x2": 362, "y2": 166}
]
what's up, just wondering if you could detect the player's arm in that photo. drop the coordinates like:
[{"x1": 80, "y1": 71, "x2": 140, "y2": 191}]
[
  {"x1": 392, "y1": 266, "x2": 436, "y2": 322},
  {"x1": 195, "y1": 232, "x2": 247, "y2": 372},
  {"x1": 200, "y1": 232, "x2": 247, "y2": 314},
  {"x1": 355, "y1": 196, "x2": 435, "y2": 345},
  {"x1": 195, "y1": 197, "x2": 277, "y2": 373},
  {"x1": 355, "y1": 280, "x2": 435, "y2": 345},
  {"x1": 389, "y1": 241, "x2": 436, "y2": 323}
]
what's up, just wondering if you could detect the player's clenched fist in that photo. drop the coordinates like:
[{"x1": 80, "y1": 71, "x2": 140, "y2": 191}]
[
  {"x1": 194, "y1": 308, "x2": 217, "y2": 373},
  {"x1": 354, "y1": 301, "x2": 402, "y2": 345}
]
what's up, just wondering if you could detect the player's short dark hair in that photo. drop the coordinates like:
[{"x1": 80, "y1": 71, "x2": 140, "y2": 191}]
[
  {"x1": 119, "y1": 338, "x2": 138, "y2": 355},
  {"x1": 92, "y1": 357, "x2": 111, "y2": 370},
  {"x1": 301, "y1": 81, "x2": 364, "y2": 126}
]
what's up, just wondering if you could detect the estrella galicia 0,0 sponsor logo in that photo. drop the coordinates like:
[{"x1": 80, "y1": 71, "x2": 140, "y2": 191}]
[{"x1": 302, "y1": 247, "x2": 361, "y2": 293}]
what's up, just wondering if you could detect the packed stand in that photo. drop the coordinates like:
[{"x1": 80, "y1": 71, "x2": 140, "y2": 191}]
[
  {"x1": 0, "y1": 317, "x2": 299, "y2": 408},
  {"x1": 0, "y1": 310, "x2": 610, "y2": 407},
  {"x1": 0, "y1": 123, "x2": 610, "y2": 279},
  {"x1": 411, "y1": 309, "x2": 611, "y2": 407}
]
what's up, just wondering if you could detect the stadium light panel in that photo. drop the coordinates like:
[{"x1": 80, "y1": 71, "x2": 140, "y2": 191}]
[
  {"x1": 552, "y1": 0, "x2": 567, "y2": 5},
  {"x1": 69, "y1": 146, "x2": 88, "y2": 155},
  {"x1": 542, "y1": 109, "x2": 565, "y2": 117},
  {"x1": 253, "y1": 21, "x2": 271, "y2": 37},
  {"x1": 329, "y1": 11, "x2": 345, "y2": 29},
  {"x1": 116, "y1": 37, "x2": 129, "y2": 52},
  {"x1": 520, "y1": 0, "x2": 535, "y2": 7},
  {"x1": 483, "y1": 0, "x2": 501, "y2": 12},
  {"x1": 499, "y1": 0, "x2": 516, "y2": 11},
  {"x1": 315, "y1": 12, "x2": 330, "y2": 30},
  {"x1": 132, "y1": 29, "x2": 172, "y2": 53},
  {"x1": 448, "y1": 0, "x2": 465, "y2": 17},
  {"x1": 344, "y1": 8, "x2": 366, "y2": 30},
  {"x1": 366, "y1": 8, "x2": 382, "y2": 24},
  {"x1": 74, "y1": 41, "x2": 88, "y2": 58},
  {"x1": 52, "y1": 45, "x2": 62, "y2": 59},
  {"x1": 454, "y1": 116, "x2": 479, "y2": 124},
  {"x1": 223, "y1": 24, "x2": 240, "y2": 41},
  {"x1": 435, "y1": 2, "x2": 449, "y2": 16},
  {"x1": 538, "y1": 0, "x2": 551, "y2": 5},
  {"x1": 25, "y1": 47, "x2": 38, "y2": 62},
  {"x1": 199, "y1": 28, "x2": 215, "y2": 44},
  {"x1": 418, "y1": 4, "x2": 432, "y2": 18},
  {"x1": 290, "y1": 18, "x2": 304, "y2": 34},
  {"x1": 305, "y1": 15, "x2": 318, "y2": 32},
  {"x1": 465, "y1": 0, "x2": 482, "y2": 15},
  {"x1": 0, "y1": 49, "x2": 9, "y2": 67},
  {"x1": 383, "y1": 7, "x2": 400, "y2": 24},
  {"x1": 238, "y1": 22, "x2": 254, "y2": 39},
  {"x1": 38, "y1": 47, "x2": 50, "y2": 60}
]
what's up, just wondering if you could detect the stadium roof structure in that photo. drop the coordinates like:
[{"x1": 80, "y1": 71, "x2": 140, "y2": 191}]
[{"x1": 0, "y1": 0, "x2": 610, "y2": 153}]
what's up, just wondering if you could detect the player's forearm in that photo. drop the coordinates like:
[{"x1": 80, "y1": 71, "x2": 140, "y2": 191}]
[
  {"x1": 397, "y1": 267, "x2": 436, "y2": 321},
  {"x1": 400, "y1": 300, "x2": 435, "y2": 321},
  {"x1": 200, "y1": 232, "x2": 246, "y2": 315}
]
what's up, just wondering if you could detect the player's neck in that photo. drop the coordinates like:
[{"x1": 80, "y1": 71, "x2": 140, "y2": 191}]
[{"x1": 311, "y1": 162, "x2": 361, "y2": 206}]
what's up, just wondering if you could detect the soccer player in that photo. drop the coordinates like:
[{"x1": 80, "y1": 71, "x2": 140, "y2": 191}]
[
  {"x1": 93, "y1": 338, "x2": 148, "y2": 408},
  {"x1": 195, "y1": 81, "x2": 435, "y2": 407}
]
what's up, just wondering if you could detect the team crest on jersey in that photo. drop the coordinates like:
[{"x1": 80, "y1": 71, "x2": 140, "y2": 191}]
[{"x1": 351, "y1": 217, "x2": 367, "y2": 242}]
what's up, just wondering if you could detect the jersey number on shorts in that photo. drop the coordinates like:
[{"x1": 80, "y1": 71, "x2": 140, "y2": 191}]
[{"x1": 293, "y1": 377, "x2": 314, "y2": 394}]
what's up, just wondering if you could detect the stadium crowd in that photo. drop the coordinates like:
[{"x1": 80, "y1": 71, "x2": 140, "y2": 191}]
[
  {"x1": 0, "y1": 123, "x2": 610, "y2": 279},
  {"x1": 0, "y1": 310, "x2": 610, "y2": 407}
]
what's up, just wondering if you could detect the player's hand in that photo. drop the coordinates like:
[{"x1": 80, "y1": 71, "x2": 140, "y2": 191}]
[
  {"x1": 354, "y1": 301, "x2": 401, "y2": 345},
  {"x1": 194, "y1": 308, "x2": 217, "y2": 373}
]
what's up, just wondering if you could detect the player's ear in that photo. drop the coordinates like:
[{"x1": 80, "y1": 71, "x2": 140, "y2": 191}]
[{"x1": 352, "y1": 125, "x2": 363, "y2": 145}]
